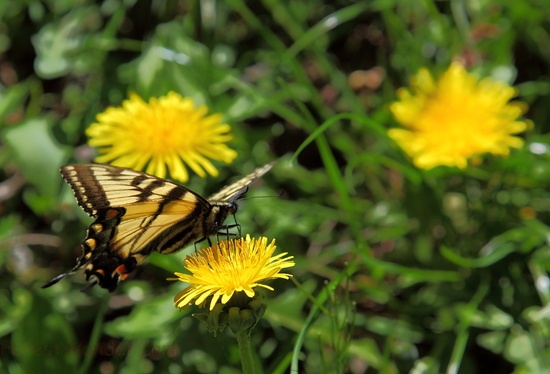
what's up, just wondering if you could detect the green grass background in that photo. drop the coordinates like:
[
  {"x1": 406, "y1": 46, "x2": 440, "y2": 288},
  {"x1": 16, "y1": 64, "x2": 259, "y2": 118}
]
[{"x1": 1, "y1": 1, "x2": 550, "y2": 373}]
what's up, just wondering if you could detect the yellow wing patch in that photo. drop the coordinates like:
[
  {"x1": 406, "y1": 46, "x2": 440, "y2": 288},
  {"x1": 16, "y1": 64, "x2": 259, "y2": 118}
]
[{"x1": 122, "y1": 199, "x2": 197, "y2": 219}]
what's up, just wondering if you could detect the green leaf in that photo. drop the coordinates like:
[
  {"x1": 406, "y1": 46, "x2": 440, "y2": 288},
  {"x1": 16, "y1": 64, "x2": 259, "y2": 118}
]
[
  {"x1": 365, "y1": 316, "x2": 423, "y2": 342},
  {"x1": 0, "y1": 288, "x2": 32, "y2": 338},
  {"x1": 477, "y1": 331, "x2": 507, "y2": 354},
  {"x1": 11, "y1": 290, "x2": 78, "y2": 373},
  {"x1": 31, "y1": 7, "x2": 101, "y2": 79},
  {"x1": 4, "y1": 117, "x2": 69, "y2": 210},
  {"x1": 468, "y1": 305, "x2": 514, "y2": 330},
  {"x1": 0, "y1": 82, "x2": 28, "y2": 123},
  {"x1": 265, "y1": 287, "x2": 309, "y2": 332},
  {"x1": 0, "y1": 216, "x2": 19, "y2": 268},
  {"x1": 410, "y1": 357, "x2": 440, "y2": 374},
  {"x1": 148, "y1": 250, "x2": 190, "y2": 273},
  {"x1": 135, "y1": 22, "x2": 211, "y2": 101},
  {"x1": 104, "y1": 293, "x2": 183, "y2": 339},
  {"x1": 440, "y1": 243, "x2": 515, "y2": 268},
  {"x1": 349, "y1": 338, "x2": 383, "y2": 369},
  {"x1": 504, "y1": 327, "x2": 535, "y2": 364}
]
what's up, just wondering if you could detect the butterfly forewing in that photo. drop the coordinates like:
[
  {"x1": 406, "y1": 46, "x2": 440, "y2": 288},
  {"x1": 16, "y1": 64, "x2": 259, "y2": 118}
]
[
  {"x1": 207, "y1": 161, "x2": 274, "y2": 203},
  {"x1": 61, "y1": 165, "x2": 207, "y2": 214},
  {"x1": 43, "y1": 162, "x2": 274, "y2": 291}
]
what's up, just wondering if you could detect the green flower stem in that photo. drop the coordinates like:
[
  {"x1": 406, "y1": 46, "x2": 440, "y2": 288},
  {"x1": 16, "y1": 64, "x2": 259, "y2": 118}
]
[
  {"x1": 78, "y1": 296, "x2": 109, "y2": 374},
  {"x1": 235, "y1": 330, "x2": 256, "y2": 374}
]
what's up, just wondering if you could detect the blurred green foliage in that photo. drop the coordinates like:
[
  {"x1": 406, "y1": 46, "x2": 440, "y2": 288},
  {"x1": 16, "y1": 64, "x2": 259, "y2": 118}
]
[{"x1": 1, "y1": 0, "x2": 550, "y2": 373}]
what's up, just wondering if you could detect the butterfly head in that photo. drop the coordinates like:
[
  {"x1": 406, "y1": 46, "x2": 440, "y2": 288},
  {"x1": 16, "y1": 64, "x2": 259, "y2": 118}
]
[{"x1": 210, "y1": 185, "x2": 248, "y2": 214}]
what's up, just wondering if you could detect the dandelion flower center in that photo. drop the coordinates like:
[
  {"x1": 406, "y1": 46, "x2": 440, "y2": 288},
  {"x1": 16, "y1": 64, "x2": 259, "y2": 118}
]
[
  {"x1": 388, "y1": 63, "x2": 530, "y2": 169},
  {"x1": 170, "y1": 236, "x2": 294, "y2": 311},
  {"x1": 139, "y1": 100, "x2": 200, "y2": 154}
]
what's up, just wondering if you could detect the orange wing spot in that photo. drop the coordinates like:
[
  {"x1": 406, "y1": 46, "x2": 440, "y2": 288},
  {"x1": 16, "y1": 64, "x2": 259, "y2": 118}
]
[
  {"x1": 105, "y1": 209, "x2": 121, "y2": 219},
  {"x1": 94, "y1": 268, "x2": 105, "y2": 276},
  {"x1": 114, "y1": 264, "x2": 130, "y2": 280},
  {"x1": 85, "y1": 252, "x2": 93, "y2": 260}
]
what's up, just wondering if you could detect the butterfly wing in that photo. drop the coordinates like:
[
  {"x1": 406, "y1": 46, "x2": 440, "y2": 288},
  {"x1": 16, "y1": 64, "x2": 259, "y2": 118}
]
[
  {"x1": 207, "y1": 161, "x2": 275, "y2": 204},
  {"x1": 43, "y1": 162, "x2": 275, "y2": 291},
  {"x1": 44, "y1": 164, "x2": 211, "y2": 291}
]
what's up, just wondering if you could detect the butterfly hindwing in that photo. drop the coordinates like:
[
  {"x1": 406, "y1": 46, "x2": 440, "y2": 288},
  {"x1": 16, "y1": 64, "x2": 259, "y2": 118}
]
[{"x1": 43, "y1": 162, "x2": 274, "y2": 291}]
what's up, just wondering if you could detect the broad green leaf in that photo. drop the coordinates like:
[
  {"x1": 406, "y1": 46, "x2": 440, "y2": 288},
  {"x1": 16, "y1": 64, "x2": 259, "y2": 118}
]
[
  {"x1": 11, "y1": 290, "x2": 78, "y2": 373},
  {"x1": 104, "y1": 293, "x2": 183, "y2": 339},
  {"x1": 365, "y1": 316, "x2": 423, "y2": 342},
  {"x1": 0, "y1": 82, "x2": 28, "y2": 123},
  {"x1": 477, "y1": 331, "x2": 507, "y2": 354},
  {"x1": 504, "y1": 327, "x2": 534, "y2": 364},
  {"x1": 410, "y1": 357, "x2": 440, "y2": 374},
  {"x1": 468, "y1": 305, "x2": 514, "y2": 330},
  {"x1": 31, "y1": 7, "x2": 101, "y2": 79},
  {"x1": 0, "y1": 288, "x2": 32, "y2": 338},
  {"x1": 4, "y1": 118, "x2": 68, "y2": 201}
]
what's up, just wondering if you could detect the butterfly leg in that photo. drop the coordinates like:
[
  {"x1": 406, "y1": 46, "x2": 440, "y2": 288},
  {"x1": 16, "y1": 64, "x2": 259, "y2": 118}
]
[
  {"x1": 193, "y1": 236, "x2": 213, "y2": 251},
  {"x1": 216, "y1": 223, "x2": 240, "y2": 235},
  {"x1": 234, "y1": 213, "x2": 242, "y2": 237},
  {"x1": 80, "y1": 280, "x2": 98, "y2": 292}
]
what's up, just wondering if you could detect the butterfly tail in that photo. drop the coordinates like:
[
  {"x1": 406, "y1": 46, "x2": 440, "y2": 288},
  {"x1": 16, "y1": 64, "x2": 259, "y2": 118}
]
[
  {"x1": 41, "y1": 256, "x2": 89, "y2": 288},
  {"x1": 41, "y1": 272, "x2": 70, "y2": 288}
]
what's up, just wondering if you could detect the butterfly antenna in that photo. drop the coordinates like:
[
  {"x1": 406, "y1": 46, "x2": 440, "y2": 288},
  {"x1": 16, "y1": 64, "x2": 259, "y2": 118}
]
[{"x1": 238, "y1": 189, "x2": 285, "y2": 201}]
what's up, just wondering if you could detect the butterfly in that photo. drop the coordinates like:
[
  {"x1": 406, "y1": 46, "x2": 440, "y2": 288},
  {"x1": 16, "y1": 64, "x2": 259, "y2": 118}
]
[{"x1": 42, "y1": 162, "x2": 274, "y2": 291}]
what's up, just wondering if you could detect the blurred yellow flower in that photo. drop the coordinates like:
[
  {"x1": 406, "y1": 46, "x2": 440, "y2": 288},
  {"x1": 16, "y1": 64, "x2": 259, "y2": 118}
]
[
  {"x1": 87, "y1": 92, "x2": 237, "y2": 182},
  {"x1": 388, "y1": 63, "x2": 529, "y2": 169},
  {"x1": 171, "y1": 236, "x2": 294, "y2": 311}
]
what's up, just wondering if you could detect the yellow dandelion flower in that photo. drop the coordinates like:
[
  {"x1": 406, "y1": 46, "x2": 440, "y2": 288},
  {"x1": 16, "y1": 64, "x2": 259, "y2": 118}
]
[
  {"x1": 388, "y1": 63, "x2": 530, "y2": 169},
  {"x1": 170, "y1": 235, "x2": 294, "y2": 311},
  {"x1": 86, "y1": 92, "x2": 238, "y2": 182}
]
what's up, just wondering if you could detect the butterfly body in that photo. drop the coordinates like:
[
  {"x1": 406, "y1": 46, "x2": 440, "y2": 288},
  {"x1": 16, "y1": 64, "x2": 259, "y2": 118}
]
[{"x1": 43, "y1": 162, "x2": 273, "y2": 291}]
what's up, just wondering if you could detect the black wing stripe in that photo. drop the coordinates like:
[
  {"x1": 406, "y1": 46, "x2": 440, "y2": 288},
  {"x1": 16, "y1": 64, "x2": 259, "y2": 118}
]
[
  {"x1": 131, "y1": 174, "x2": 148, "y2": 187},
  {"x1": 127, "y1": 204, "x2": 205, "y2": 256},
  {"x1": 61, "y1": 166, "x2": 108, "y2": 215},
  {"x1": 137, "y1": 179, "x2": 166, "y2": 202},
  {"x1": 121, "y1": 186, "x2": 189, "y2": 252},
  {"x1": 154, "y1": 207, "x2": 206, "y2": 254}
]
